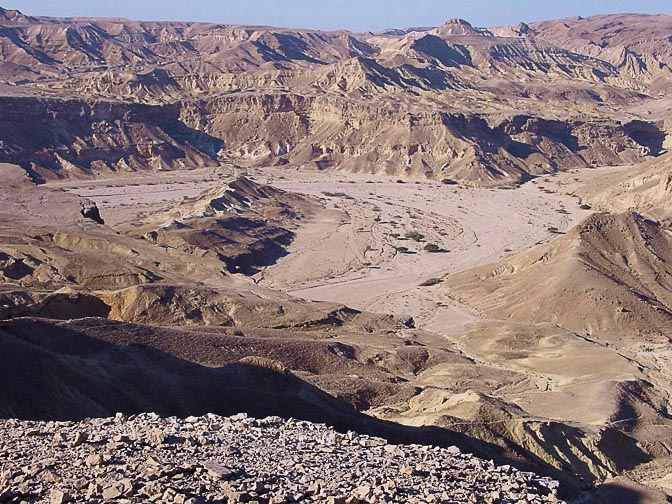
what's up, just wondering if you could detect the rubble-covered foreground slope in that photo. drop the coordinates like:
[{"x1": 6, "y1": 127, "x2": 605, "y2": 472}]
[
  {"x1": 0, "y1": 413, "x2": 562, "y2": 504},
  {"x1": 0, "y1": 9, "x2": 670, "y2": 185}
]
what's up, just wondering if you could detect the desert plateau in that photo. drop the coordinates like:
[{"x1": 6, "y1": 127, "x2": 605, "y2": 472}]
[{"x1": 1, "y1": 3, "x2": 672, "y2": 503}]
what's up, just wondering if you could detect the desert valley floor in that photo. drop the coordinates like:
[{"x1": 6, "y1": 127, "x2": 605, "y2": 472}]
[
  {"x1": 55, "y1": 165, "x2": 594, "y2": 333},
  {"x1": 32, "y1": 162, "x2": 671, "y2": 502}
]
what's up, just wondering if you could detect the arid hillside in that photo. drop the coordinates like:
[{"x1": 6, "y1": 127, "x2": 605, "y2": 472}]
[
  {"x1": 575, "y1": 152, "x2": 672, "y2": 223},
  {"x1": 445, "y1": 212, "x2": 672, "y2": 344},
  {"x1": 441, "y1": 210, "x2": 672, "y2": 499}
]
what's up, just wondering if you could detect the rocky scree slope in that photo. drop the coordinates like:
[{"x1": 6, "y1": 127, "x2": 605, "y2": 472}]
[{"x1": 0, "y1": 413, "x2": 563, "y2": 504}]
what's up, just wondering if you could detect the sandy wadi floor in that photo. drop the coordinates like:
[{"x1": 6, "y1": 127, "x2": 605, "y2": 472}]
[
  {"x1": 52, "y1": 166, "x2": 597, "y2": 335},
  {"x1": 250, "y1": 167, "x2": 595, "y2": 335}
]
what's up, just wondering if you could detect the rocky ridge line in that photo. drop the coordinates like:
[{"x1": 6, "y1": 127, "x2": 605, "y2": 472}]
[{"x1": 0, "y1": 10, "x2": 668, "y2": 186}]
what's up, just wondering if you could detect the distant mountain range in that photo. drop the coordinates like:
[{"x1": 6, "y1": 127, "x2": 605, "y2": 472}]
[{"x1": 1, "y1": 8, "x2": 671, "y2": 184}]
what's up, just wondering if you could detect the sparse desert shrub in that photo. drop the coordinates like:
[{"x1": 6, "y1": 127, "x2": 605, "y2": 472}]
[
  {"x1": 423, "y1": 243, "x2": 441, "y2": 252},
  {"x1": 580, "y1": 204, "x2": 592, "y2": 210},
  {"x1": 548, "y1": 226, "x2": 561, "y2": 234},
  {"x1": 396, "y1": 179, "x2": 405, "y2": 184},
  {"x1": 322, "y1": 191, "x2": 354, "y2": 199},
  {"x1": 405, "y1": 231, "x2": 424, "y2": 242},
  {"x1": 441, "y1": 178, "x2": 458, "y2": 185},
  {"x1": 419, "y1": 278, "x2": 442, "y2": 287}
]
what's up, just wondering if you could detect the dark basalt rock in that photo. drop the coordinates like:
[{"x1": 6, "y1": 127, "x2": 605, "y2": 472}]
[{"x1": 80, "y1": 202, "x2": 104, "y2": 225}]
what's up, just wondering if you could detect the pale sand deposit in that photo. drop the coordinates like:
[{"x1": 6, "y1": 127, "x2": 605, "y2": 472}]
[
  {"x1": 52, "y1": 166, "x2": 598, "y2": 336},
  {"x1": 250, "y1": 167, "x2": 594, "y2": 335}
]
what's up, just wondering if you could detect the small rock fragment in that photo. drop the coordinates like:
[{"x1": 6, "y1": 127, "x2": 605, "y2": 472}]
[{"x1": 50, "y1": 489, "x2": 70, "y2": 504}]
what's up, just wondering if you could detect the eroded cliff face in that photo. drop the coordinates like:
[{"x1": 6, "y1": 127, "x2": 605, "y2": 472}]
[
  {"x1": 0, "y1": 91, "x2": 660, "y2": 186},
  {"x1": 0, "y1": 11, "x2": 670, "y2": 185},
  {"x1": 521, "y1": 14, "x2": 672, "y2": 93},
  {"x1": 179, "y1": 94, "x2": 661, "y2": 185},
  {"x1": 0, "y1": 96, "x2": 221, "y2": 182}
]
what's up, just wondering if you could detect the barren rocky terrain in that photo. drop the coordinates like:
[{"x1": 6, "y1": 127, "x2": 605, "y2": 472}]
[
  {"x1": 0, "y1": 413, "x2": 562, "y2": 504},
  {"x1": 2, "y1": 6, "x2": 672, "y2": 504},
  {"x1": 0, "y1": 8, "x2": 669, "y2": 186}
]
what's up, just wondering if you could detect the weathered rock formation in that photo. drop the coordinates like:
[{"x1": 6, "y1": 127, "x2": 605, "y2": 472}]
[
  {"x1": 0, "y1": 11, "x2": 670, "y2": 185},
  {"x1": 0, "y1": 96, "x2": 221, "y2": 183}
]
